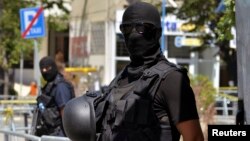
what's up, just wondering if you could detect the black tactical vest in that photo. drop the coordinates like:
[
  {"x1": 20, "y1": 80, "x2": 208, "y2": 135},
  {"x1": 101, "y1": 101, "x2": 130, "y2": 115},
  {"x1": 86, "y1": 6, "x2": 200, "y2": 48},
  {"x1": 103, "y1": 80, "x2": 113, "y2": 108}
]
[
  {"x1": 93, "y1": 59, "x2": 187, "y2": 141},
  {"x1": 35, "y1": 74, "x2": 75, "y2": 136}
]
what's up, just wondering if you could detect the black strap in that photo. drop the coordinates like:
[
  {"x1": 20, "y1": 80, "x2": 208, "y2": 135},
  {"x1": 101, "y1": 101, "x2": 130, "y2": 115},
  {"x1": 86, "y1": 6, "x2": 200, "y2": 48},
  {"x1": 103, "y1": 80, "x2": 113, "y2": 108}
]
[{"x1": 134, "y1": 59, "x2": 184, "y2": 99}]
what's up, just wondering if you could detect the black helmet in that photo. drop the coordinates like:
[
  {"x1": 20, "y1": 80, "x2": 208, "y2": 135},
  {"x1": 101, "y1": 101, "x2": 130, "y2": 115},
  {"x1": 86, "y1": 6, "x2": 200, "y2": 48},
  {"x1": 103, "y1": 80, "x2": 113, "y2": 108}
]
[{"x1": 63, "y1": 96, "x2": 96, "y2": 141}]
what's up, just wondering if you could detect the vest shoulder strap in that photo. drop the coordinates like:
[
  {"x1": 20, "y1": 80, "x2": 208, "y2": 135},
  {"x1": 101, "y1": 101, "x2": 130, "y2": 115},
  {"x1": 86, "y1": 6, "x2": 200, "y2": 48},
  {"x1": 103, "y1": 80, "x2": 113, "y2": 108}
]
[
  {"x1": 134, "y1": 59, "x2": 187, "y2": 99},
  {"x1": 151, "y1": 59, "x2": 187, "y2": 79}
]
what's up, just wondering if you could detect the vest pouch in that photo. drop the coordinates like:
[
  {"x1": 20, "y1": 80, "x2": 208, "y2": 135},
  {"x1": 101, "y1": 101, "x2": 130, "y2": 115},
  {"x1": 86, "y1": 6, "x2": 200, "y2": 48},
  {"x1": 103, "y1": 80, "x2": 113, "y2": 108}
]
[
  {"x1": 112, "y1": 99, "x2": 150, "y2": 128},
  {"x1": 96, "y1": 100, "x2": 109, "y2": 132},
  {"x1": 37, "y1": 94, "x2": 53, "y2": 106},
  {"x1": 35, "y1": 126, "x2": 49, "y2": 137},
  {"x1": 114, "y1": 100, "x2": 127, "y2": 127},
  {"x1": 42, "y1": 107, "x2": 60, "y2": 127},
  {"x1": 124, "y1": 99, "x2": 136, "y2": 123},
  {"x1": 136, "y1": 99, "x2": 149, "y2": 125},
  {"x1": 142, "y1": 128, "x2": 159, "y2": 141},
  {"x1": 34, "y1": 113, "x2": 49, "y2": 137},
  {"x1": 95, "y1": 100, "x2": 108, "y2": 121}
]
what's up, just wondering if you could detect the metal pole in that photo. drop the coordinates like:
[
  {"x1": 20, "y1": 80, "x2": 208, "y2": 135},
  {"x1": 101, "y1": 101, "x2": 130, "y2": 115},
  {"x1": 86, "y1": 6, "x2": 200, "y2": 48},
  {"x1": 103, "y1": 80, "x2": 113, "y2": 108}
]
[
  {"x1": 41, "y1": 136, "x2": 70, "y2": 141},
  {"x1": 235, "y1": 0, "x2": 250, "y2": 124},
  {"x1": 20, "y1": 48, "x2": 24, "y2": 96},
  {"x1": 23, "y1": 113, "x2": 29, "y2": 134},
  {"x1": 33, "y1": 39, "x2": 40, "y2": 89},
  {"x1": 0, "y1": 129, "x2": 40, "y2": 141},
  {"x1": 161, "y1": 0, "x2": 166, "y2": 52}
]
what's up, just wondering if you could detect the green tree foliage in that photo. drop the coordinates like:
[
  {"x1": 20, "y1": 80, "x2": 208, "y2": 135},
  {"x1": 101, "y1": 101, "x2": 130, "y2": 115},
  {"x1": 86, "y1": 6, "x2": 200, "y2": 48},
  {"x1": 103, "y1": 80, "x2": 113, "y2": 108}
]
[
  {"x1": 42, "y1": 0, "x2": 71, "y2": 31},
  {"x1": 0, "y1": 0, "x2": 71, "y2": 69},
  {"x1": 177, "y1": 0, "x2": 235, "y2": 43},
  {"x1": 175, "y1": 0, "x2": 237, "y2": 86},
  {"x1": 0, "y1": 1, "x2": 34, "y2": 69},
  {"x1": 216, "y1": 0, "x2": 235, "y2": 42},
  {"x1": 0, "y1": 0, "x2": 71, "y2": 96}
]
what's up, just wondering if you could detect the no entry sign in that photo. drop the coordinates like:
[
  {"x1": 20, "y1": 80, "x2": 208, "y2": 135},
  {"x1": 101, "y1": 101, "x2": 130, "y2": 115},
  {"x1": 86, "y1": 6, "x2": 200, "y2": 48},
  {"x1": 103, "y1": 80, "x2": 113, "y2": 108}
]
[{"x1": 19, "y1": 7, "x2": 46, "y2": 39}]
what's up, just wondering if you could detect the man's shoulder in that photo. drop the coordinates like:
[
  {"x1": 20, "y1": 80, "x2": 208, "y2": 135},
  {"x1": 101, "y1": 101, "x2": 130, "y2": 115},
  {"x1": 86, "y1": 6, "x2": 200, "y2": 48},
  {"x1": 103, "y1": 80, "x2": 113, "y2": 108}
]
[
  {"x1": 53, "y1": 75, "x2": 73, "y2": 89},
  {"x1": 55, "y1": 79, "x2": 74, "y2": 93},
  {"x1": 56, "y1": 80, "x2": 70, "y2": 87},
  {"x1": 54, "y1": 74, "x2": 73, "y2": 86},
  {"x1": 149, "y1": 59, "x2": 187, "y2": 78},
  {"x1": 158, "y1": 59, "x2": 186, "y2": 70},
  {"x1": 54, "y1": 80, "x2": 75, "y2": 98}
]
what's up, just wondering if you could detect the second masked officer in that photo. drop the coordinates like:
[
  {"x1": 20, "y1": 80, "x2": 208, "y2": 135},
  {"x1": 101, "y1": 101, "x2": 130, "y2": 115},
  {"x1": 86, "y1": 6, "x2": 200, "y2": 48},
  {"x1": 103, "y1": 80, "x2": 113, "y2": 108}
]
[{"x1": 34, "y1": 56, "x2": 75, "y2": 137}]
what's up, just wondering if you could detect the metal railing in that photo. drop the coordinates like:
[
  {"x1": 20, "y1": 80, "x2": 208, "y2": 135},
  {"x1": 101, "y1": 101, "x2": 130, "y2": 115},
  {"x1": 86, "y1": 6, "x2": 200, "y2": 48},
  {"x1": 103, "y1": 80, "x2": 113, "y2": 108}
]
[
  {"x1": 0, "y1": 98, "x2": 71, "y2": 141},
  {"x1": 215, "y1": 87, "x2": 238, "y2": 117},
  {"x1": 0, "y1": 129, "x2": 71, "y2": 141}
]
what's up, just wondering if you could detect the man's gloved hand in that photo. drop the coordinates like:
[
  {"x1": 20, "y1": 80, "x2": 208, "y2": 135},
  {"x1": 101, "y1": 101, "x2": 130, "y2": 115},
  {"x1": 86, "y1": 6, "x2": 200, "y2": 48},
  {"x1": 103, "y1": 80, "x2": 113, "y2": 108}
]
[{"x1": 236, "y1": 99, "x2": 245, "y2": 125}]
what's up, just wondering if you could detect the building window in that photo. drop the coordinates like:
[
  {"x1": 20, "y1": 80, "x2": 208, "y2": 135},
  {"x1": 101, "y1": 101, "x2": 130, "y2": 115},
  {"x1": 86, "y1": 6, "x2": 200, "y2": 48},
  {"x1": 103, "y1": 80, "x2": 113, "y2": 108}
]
[
  {"x1": 167, "y1": 35, "x2": 191, "y2": 58},
  {"x1": 116, "y1": 34, "x2": 129, "y2": 56},
  {"x1": 91, "y1": 22, "x2": 105, "y2": 55}
]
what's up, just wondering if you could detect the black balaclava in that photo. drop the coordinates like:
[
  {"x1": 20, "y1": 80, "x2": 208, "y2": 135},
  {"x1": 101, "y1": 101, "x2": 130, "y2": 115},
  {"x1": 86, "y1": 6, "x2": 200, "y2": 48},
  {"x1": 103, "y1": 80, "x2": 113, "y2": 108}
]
[
  {"x1": 121, "y1": 2, "x2": 163, "y2": 81},
  {"x1": 39, "y1": 56, "x2": 58, "y2": 82}
]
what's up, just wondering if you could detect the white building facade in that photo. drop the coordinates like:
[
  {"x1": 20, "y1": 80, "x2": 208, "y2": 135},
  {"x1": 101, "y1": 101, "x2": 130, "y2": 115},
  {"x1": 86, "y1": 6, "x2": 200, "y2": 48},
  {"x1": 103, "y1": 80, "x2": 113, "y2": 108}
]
[{"x1": 68, "y1": 0, "x2": 220, "y2": 88}]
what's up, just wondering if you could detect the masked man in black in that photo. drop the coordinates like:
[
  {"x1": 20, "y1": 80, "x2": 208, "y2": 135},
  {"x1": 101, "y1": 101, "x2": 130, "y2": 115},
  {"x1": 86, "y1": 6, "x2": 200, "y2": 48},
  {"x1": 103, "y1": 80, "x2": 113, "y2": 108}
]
[
  {"x1": 34, "y1": 56, "x2": 75, "y2": 137},
  {"x1": 63, "y1": 2, "x2": 204, "y2": 141}
]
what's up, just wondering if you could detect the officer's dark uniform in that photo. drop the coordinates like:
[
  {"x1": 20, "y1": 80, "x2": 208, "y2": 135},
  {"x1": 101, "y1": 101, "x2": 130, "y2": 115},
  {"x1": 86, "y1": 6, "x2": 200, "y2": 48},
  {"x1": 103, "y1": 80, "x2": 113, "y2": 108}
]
[
  {"x1": 63, "y1": 2, "x2": 200, "y2": 141},
  {"x1": 35, "y1": 56, "x2": 75, "y2": 137},
  {"x1": 94, "y1": 58, "x2": 198, "y2": 141}
]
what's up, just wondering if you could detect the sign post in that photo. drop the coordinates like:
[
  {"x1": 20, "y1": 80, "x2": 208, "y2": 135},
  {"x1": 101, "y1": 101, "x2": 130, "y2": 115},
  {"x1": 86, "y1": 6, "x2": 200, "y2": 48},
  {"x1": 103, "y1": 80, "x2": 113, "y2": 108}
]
[
  {"x1": 19, "y1": 7, "x2": 46, "y2": 91},
  {"x1": 235, "y1": 0, "x2": 250, "y2": 124}
]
